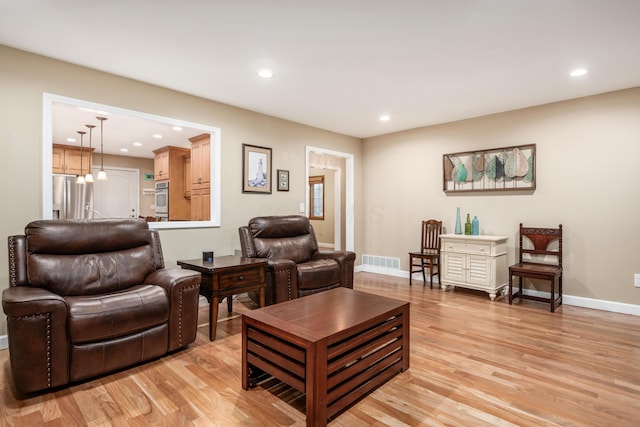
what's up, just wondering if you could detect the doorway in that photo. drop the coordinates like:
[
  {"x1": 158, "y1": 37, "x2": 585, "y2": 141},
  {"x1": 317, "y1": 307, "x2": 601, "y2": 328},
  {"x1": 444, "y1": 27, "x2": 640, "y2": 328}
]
[{"x1": 306, "y1": 146, "x2": 354, "y2": 252}]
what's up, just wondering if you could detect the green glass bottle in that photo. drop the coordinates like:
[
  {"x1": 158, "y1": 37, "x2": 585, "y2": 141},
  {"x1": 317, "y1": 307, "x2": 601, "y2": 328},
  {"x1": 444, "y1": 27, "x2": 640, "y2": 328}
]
[{"x1": 465, "y1": 213, "x2": 472, "y2": 235}]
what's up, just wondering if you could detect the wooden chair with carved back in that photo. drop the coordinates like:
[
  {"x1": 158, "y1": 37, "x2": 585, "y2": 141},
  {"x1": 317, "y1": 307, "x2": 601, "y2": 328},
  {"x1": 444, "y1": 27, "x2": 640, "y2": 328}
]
[
  {"x1": 508, "y1": 223, "x2": 563, "y2": 312},
  {"x1": 408, "y1": 219, "x2": 442, "y2": 288}
]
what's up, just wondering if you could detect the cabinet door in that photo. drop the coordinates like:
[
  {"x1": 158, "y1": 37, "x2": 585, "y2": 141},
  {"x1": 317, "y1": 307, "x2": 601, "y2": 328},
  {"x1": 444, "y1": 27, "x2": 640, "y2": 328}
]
[
  {"x1": 64, "y1": 149, "x2": 92, "y2": 175},
  {"x1": 190, "y1": 188, "x2": 211, "y2": 221},
  {"x1": 442, "y1": 252, "x2": 465, "y2": 282},
  {"x1": 191, "y1": 137, "x2": 210, "y2": 189},
  {"x1": 52, "y1": 146, "x2": 65, "y2": 173},
  {"x1": 155, "y1": 151, "x2": 170, "y2": 180},
  {"x1": 184, "y1": 155, "x2": 191, "y2": 198},
  {"x1": 466, "y1": 254, "x2": 491, "y2": 286}
]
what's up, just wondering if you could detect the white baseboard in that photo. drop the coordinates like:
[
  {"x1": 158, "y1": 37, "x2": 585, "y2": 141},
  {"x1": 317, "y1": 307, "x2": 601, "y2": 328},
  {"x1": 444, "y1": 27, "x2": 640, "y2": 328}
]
[{"x1": 359, "y1": 266, "x2": 640, "y2": 316}]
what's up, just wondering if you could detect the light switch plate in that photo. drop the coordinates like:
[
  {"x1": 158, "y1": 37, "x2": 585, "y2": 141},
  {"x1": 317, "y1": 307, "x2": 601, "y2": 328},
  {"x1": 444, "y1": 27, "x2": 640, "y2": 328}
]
[
  {"x1": 635, "y1": 273, "x2": 640, "y2": 287},
  {"x1": 299, "y1": 203, "x2": 305, "y2": 213}
]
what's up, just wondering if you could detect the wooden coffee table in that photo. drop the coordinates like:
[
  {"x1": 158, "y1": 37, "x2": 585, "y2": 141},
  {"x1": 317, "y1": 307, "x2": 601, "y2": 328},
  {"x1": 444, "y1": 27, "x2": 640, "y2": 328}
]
[
  {"x1": 242, "y1": 287, "x2": 410, "y2": 426},
  {"x1": 178, "y1": 256, "x2": 266, "y2": 341}
]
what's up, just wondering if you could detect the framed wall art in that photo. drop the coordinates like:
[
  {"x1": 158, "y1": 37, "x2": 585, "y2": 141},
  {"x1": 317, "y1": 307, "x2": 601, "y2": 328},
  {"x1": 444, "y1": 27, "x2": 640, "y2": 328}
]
[
  {"x1": 277, "y1": 169, "x2": 289, "y2": 191},
  {"x1": 443, "y1": 144, "x2": 536, "y2": 193},
  {"x1": 242, "y1": 144, "x2": 272, "y2": 194}
]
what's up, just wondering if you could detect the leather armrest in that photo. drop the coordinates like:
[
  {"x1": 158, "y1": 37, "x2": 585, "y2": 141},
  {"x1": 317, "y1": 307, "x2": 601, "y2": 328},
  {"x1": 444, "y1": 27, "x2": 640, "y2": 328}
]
[
  {"x1": 312, "y1": 250, "x2": 356, "y2": 289},
  {"x1": 144, "y1": 268, "x2": 201, "y2": 350},
  {"x1": 264, "y1": 259, "x2": 298, "y2": 304},
  {"x1": 2, "y1": 286, "x2": 69, "y2": 395},
  {"x1": 2, "y1": 286, "x2": 66, "y2": 317},
  {"x1": 313, "y1": 250, "x2": 356, "y2": 264}
]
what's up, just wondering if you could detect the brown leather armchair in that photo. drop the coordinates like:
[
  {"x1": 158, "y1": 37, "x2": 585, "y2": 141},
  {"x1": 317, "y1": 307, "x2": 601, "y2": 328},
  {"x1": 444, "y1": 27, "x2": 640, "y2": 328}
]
[
  {"x1": 2, "y1": 219, "x2": 201, "y2": 397},
  {"x1": 239, "y1": 215, "x2": 356, "y2": 305}
]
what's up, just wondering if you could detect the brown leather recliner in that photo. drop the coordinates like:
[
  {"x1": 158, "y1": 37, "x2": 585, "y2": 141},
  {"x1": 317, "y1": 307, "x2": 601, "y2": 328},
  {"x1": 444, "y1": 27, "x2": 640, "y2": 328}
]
[
  {"x1": 2, "y1": 219, "x2": 201, "y2": 397},
  {"x1": 239, "y1": 215, "x2": 356, "y2": 305}
]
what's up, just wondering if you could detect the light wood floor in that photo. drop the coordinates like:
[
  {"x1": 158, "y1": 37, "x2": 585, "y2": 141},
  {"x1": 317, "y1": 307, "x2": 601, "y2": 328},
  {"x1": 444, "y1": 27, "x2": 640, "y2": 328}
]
[{"x1": 1, "y1": 272, "x2": 639, "y2": 426}]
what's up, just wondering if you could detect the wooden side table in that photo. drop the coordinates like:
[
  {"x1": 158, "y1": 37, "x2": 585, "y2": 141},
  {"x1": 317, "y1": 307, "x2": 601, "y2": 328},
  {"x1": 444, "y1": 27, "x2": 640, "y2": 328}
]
[{"x1": 178, "y1": 255, "x2": 266, "y2": 341}]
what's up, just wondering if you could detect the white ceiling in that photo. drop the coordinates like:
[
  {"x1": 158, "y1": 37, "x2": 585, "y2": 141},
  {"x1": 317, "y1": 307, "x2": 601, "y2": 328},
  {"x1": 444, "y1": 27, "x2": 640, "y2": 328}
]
[{"x1": 2, "y1": 0, "x2": 640, "y2": 140}]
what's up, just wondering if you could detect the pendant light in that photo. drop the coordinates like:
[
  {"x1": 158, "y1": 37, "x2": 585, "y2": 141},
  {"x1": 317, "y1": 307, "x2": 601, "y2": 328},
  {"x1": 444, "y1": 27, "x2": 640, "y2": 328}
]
[
  {"x1": 84, "y1": 124, "x2": 96, "y2": 182},
  {"x1": 76, "y1": 130, "x2": 87, "y2": 184},
  {"x1": 96, "y1": 116, "x2": 108, "y2": 180}
]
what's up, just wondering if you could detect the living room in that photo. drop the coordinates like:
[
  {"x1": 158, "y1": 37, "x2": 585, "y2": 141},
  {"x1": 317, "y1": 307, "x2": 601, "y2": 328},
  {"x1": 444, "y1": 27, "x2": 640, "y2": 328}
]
[{"x1": 1, "y1": 2, "x2": 640, "y2": 425}]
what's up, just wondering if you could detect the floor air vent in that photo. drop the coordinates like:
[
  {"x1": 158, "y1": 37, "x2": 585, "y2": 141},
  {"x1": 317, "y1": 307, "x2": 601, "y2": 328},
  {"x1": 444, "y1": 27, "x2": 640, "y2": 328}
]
[{"x1": 362, "y1": 254, "x2": 401, "y2": 270}]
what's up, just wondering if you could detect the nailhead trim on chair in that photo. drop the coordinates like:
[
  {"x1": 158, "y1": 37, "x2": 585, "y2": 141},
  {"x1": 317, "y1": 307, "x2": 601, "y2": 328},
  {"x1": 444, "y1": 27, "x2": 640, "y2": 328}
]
[
  {"x1": 177, "y1": 283, "x2": 199, "y2": 347},
  {"x1": 8, "y1": 235, "x2": 17, "y2": 287}
]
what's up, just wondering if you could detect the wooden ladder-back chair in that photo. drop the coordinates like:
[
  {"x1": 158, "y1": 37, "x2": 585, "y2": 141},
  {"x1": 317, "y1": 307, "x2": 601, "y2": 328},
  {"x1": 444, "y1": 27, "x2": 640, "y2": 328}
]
[
  {"x1": 409, "y1": 220, "x2": 442, "y2": 288},
  {"x1": 508, "y1": 223, "x2": 563, "y2": 312}
]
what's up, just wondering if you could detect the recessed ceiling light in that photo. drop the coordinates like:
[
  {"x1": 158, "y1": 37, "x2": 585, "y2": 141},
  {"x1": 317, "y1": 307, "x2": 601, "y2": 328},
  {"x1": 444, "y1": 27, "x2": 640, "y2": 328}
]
[
  {"x1": 120, "y1": 148, "x2": 129, "y2": 153},
  {"x1": 258, "y1": 69, "x2": 273, "y2": 79},
  {"x1": 153, "y1": 134, "x2": 163, "y2": 139},
  {"x1": 379, "y1": 115, "x2": 390, "y2": 122},
  {"x1": 66, "y1": 137, "x2": 76, "y2": 143},
  {"x1": 570, "y1": 68, "x2": 588, "y2": 77},
  {"x1": 133, "y1": 142, "x2": 142, "y2": 146},
  {"x1": 172, "y1": 126, "x2": 183, "y2": 131}
]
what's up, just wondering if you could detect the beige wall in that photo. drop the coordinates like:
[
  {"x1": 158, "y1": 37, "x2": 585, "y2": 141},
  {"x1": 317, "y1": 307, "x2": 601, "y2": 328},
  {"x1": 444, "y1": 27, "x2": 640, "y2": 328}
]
[
  {"x1": 0, "y1": 45, "x2": 363, "y2": 335},
  {"x1": 362, "y1": 87, "x2": 640, "y2": 305}
]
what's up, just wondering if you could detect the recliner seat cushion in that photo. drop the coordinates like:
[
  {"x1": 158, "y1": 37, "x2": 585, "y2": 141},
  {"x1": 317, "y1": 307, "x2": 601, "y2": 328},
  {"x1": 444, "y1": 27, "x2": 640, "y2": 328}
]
[
  {"x1": 67, "y1": 284, "x2": 169, "y2": 344},
  {"x1": 296, "y1": 259, "x2": 341, "y2": 290}
]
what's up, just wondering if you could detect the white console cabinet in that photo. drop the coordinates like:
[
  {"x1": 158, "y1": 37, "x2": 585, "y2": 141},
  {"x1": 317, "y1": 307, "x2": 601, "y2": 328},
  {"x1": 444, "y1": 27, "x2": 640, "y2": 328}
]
[{"x1": 440, "y1": 234, "x2": 508, "y2": 300}]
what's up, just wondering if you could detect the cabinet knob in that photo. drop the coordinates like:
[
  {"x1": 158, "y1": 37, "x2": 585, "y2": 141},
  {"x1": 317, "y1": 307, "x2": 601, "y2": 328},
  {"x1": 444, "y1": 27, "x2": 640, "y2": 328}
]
[{"x1": 238, "y1": 275, "x2": 244, "y2": 281}]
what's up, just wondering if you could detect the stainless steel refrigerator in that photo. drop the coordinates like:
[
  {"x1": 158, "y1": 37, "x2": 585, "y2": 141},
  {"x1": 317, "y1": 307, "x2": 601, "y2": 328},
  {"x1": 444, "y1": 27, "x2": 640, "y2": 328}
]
[{"x1": 52, "y1": 174, "x2": 95, "y2": 219}]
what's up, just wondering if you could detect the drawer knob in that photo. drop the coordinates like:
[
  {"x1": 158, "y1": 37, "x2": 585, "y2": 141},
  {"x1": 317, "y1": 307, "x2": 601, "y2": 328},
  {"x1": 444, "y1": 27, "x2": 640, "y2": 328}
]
[{"x1": 239, "y1": 275, "x2": 244, "y2": 281}]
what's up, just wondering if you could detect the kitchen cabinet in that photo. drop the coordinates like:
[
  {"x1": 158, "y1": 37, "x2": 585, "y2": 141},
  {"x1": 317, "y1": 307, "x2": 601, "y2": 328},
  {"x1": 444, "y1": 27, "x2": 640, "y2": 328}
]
[
  {"x1": 153, "y1": 146, "x2": 190, "y2": 182},
  {"x1": 190, "y1": 188, "x2": 210, "y2": 221},
  {"x1": 153, "y1": 146, "x2": 191, "y2": 220},
  {"x1": 53, "y1": 144, "x2": 93, "y2": 175},
  {"x1": 189, "y1": 133, "x2": 210, "y2": 221},
  {"x1": 440, "y1": 234, "x2": 508, "y2": 301},
  {"x1": 183, "y1": 155, "x2": 191, "y2": 199},
  {"x1": 189, "y1": 133, "x2": 210, "y2": 189}
]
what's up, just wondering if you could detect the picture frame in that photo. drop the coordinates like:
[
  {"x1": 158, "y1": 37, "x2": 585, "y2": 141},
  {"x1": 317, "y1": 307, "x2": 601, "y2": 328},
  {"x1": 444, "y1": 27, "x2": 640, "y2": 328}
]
[
  {"x1": 443, "y1": 143, "x2": 536, "y2": 193},
  {"x1": 277, "y1": 169, "x2": 289, "y2": 191},
  {"x1": 242, "y1": 144, "x2": 272, "y2": 194}
]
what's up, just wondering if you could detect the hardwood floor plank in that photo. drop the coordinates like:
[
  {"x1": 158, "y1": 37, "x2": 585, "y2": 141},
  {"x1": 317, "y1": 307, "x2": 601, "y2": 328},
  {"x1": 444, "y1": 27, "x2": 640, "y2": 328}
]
[{"x1": 2, "y1": 272, "x2": 640, "y2": 426}]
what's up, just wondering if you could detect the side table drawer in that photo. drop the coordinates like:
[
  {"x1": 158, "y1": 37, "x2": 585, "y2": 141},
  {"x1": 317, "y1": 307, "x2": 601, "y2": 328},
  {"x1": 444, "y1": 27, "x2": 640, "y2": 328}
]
[
  {"x1": 219, "y1": 267, "x2": 261, "y2": 289},
  {"x1": 443, "y1": 241, "x2": 488, "y2": 255}
]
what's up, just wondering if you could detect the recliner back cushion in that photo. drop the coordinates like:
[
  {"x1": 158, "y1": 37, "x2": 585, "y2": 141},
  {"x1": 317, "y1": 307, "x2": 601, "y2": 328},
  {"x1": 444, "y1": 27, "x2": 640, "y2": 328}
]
[
  {"x1": 25, "y1": 219, "x2": 156, "y2": 296},
  {"x1": 249, "y1": 216, "x2": 317, "y2": 263}
]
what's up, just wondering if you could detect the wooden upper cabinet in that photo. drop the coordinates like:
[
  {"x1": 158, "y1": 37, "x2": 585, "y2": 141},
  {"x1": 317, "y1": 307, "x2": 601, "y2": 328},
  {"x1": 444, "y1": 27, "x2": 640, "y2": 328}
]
[
  {"x1": 153, "y1": 146, "x2": 190, "y2": 182},
  {"x1": 154, "y1": 149, "x2": 171, "y2": 181},
  {"x1": 52, "y1": 144, "x2": 93, "y2": 175},
  {"x1": 189, "y1": 133, "x2": 210, "y2": 190}
]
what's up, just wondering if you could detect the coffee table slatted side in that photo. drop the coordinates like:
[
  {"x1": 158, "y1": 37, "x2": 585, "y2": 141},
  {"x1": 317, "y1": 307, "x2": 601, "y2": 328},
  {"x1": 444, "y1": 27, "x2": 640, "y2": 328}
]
[
  {"x1": 325, "y1": 307, "x2": 407, "y2": 419},
  {"x1": 246, "y1": 327, "x2": 306, "y2": 391}
]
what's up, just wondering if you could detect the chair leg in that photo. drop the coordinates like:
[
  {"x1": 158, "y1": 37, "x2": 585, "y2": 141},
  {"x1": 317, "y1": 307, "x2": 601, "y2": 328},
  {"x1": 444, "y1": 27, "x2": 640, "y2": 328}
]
[
  {"x1": 550, "y1": 279, "x2": 555, "y2": 312},
  {"x1": 409, "y1": 255, "x2": 413, "y2": 286},
  {"x1": 421, "y1": 260, "x2": 426, "y2": 286},
  {"x1": 518, "y1": 277, "x2": 523, "y2": 296},
  {"x1": 428, "y1": 263, "x2": 433, "y2": 289},
  {"x1": 508, "y1": 274, "x2": 513, "y2": 305}
]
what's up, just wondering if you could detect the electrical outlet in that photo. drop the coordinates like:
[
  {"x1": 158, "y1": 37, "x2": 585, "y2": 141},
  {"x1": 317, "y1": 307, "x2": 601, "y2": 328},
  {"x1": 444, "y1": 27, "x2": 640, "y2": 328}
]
[{"x1": 635, "y1": 274, "x2": 640, "y2": 288}]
